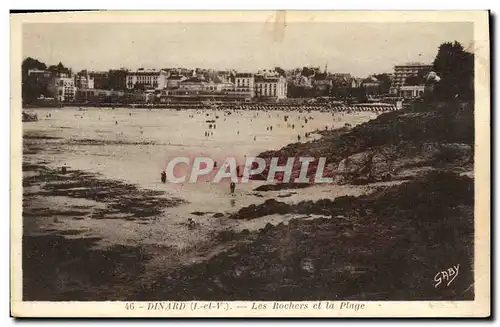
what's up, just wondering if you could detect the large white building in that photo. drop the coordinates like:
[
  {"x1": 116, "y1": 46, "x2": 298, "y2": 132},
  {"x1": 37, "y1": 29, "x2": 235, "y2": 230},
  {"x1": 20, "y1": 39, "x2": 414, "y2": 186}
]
[
  {"x1": 126, "y1": 69, "x2": 169, "y2": 90},
  {"x1": 51, "y1": 75, "x2": 76, "y2": 102},
  {"x1": 399, "y1": 85, "x2": 426, "y2": 98},
  {"x1": 234, "y1": 73, "x2": 255, "y2": 98},
  {"x1": 255, "y1": 75, "x2": 287, "y2": 99},
  {"x1": 390, "y1": 62, "x2": 432, "y2": 94}
]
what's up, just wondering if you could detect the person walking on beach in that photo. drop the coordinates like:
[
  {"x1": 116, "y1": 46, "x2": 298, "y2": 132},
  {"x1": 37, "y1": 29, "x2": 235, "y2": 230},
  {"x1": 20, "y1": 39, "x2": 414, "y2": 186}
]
[
  {"x1": 230, "y1": 182, "x2": 236, "y2": 195},
  {"x1": 161, "y1": 170, "x2": 167, "y2": 183}
]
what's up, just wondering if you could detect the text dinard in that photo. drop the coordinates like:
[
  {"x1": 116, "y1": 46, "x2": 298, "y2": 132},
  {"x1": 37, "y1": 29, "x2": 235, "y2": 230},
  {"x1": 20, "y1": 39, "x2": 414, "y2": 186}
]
[{"x1": 143, "y1": 302, "x2": 366, "y2": 312}]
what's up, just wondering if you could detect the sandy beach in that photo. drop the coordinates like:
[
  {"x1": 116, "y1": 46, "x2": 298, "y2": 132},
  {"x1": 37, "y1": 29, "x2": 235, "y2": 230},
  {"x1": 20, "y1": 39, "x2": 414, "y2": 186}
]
[{"x1": 22, "y1": 107, "x2": 382, "y2": 300}]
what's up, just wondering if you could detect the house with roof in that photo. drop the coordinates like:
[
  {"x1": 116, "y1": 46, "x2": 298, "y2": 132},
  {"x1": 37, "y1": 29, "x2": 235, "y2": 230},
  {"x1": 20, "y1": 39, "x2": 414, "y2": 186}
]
[
  {"x1": 254, "y1": 75, "x2": 287, "y2": 100},
  {"x1": 178, "y1": 77, "x2": 206, "y2": 92},
  {"x1": 166, "y1": 75, "x2": 187, "y2": 89}
]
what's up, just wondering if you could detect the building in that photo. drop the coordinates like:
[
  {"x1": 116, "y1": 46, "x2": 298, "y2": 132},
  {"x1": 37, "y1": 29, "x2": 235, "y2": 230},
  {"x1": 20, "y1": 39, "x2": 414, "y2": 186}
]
[
  {"x1": 178, "y1": 77, "x2": 206, "y2": 92},
  {"x1": 313, "y1": 72, "x2": 332, "y2": 93},
  {"x1": 74, "y1": 72, "x2": 94, "y2": 89},
  {"x1": 51, "y1": 76, "x2": 76, "y2": 102},
  {"x1": 126, "y1": 69, "x2": 169, "y2": 90},
  {"x1": 89, "y1": 71, "x2": 108, "y2": 90},
  {"x1": 350, "y1": 78, "x2": 363, "y2": 88},
  {"x1": 203, "y1": 81, "x2": 234, "y2": 93},
  {"x1": 234, "y1": 73, "x2": 255, "y2": 98},
  {"x1": 27, "y1": 69, "x2": 52, "y2": 78},
  {"x1": 76, "y1": 89, "x2": 125, "y2": 103},
  {"x1": 166, "y1": 75, "x2": 187, "y2": 89},
  {"x1": 255, "y1": 75, "x2": 287, "y2": 99},
  {"x1": 399, "y1": 85, "x2": 425, "y2": 98},
  {"x1": 26, "y1": 69, "x2": 53, "y2": 86},
  {"x1": 390, "y1": 62, "x2": 432, "y2": 94}
]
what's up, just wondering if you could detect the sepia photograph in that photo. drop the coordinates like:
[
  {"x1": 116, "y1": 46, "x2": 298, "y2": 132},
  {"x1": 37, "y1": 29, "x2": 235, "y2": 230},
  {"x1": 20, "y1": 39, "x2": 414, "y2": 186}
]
[{"x1": 10, "y1": 10, "x2": 490, "y2": 318}]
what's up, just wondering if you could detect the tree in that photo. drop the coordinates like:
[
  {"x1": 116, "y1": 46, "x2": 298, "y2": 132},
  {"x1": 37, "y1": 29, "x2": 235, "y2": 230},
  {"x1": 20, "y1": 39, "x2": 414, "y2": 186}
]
[
  {"x1": 107, "y1": 69, "x2": 127, "y2": 91},
  {"x1": 274, "y1": 67, "x2": 286, "y2": 77},
  {"x1": 22, "y1": 57, "x2": 47, "y2": 79},
  {"x1": 301, "y1": 67, "x2": 314, "y2": 78},
  {"x1": 22, "y1": 57, "x2": 51, "y2": 104},
  {"x1": 373, "y1": 73, "x2": 391, "y2": 93},
  {"x1": 432, "y1": 41, "x2": 474, "y2": 100},
  {"x1": 405, "y1": 75, "x2": 426, "y2": 86}
]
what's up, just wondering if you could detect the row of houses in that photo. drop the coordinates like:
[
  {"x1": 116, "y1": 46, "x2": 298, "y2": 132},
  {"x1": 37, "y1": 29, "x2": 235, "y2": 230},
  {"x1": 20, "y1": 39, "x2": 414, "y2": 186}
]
[
  {"x1": 27, "y1": 62, "x2": 434, "y2": 103},
  {"x1": 29, "y1": 69, "x2": 289, "y2": 102},
  {"x1": 124, "y1": 69, "x2": 288, "y2": 100},
  {"x1": 287, "y1": 62, "x2": 435, "y2": 99}
]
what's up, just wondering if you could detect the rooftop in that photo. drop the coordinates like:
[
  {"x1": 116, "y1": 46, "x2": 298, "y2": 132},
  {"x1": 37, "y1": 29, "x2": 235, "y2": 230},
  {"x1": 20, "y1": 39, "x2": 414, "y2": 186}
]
[
  {"x1": 255, "y1": 76, "x2": 281, "y2": 82},
  {"x1": 181, "y1": 77, "x2": 205, "y2": 83},
  {"x1": 167, "y1": 75, "x2": 185, "y2": 80},
  {"x1": 235, "y1": 73, "x2": 253, "y2": 78},
  {"x1": 395, "y1": 62, "x2": 432, "y2": 68}
]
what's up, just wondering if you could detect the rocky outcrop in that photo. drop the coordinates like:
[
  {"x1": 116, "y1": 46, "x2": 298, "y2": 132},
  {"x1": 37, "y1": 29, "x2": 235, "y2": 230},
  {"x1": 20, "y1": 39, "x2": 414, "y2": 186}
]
[
  {"x1": 252, "y1": 101, "x2": 474, "y2": 186},
  {"x1": 334, "y1": 142, "x2": 473, "y2": 184},
  {"x1": 135, "y1": 172, "x2": 474, "y2": 301}
]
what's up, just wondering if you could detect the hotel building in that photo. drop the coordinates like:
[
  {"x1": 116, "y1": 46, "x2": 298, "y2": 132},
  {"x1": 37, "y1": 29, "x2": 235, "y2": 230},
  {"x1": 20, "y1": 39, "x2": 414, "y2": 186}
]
[
  {"x1": 126, "y1": 69, "x2": 169, "y2": 90},
  {"x1": 389, "y1": 62, "x2": 432, "y2": 94}
]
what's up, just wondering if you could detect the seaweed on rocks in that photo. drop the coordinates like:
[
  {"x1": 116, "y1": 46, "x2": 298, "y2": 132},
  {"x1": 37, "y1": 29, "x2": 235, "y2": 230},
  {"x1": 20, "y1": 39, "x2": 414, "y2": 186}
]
[{"x1": 136, "y1": 172, "x2": 474, "y2": 301}]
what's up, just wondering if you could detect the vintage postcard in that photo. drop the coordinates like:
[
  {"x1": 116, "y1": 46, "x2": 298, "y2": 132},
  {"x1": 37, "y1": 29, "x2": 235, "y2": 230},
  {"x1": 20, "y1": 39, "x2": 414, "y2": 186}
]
[{"x1": 10, "y1": 11, "x2": 490, "y2": 318}]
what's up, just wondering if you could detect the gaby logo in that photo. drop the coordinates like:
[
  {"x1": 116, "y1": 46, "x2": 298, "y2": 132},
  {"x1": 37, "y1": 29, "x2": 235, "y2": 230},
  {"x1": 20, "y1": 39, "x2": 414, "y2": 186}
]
[{"x1": 162, "y1": 156, "x2": 334, "y2": 184}]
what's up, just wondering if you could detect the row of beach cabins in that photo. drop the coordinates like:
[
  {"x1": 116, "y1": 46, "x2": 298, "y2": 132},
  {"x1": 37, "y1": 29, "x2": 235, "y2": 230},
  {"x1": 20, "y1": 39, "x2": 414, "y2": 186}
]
[{"x1": 129, "y1": 102, "x2": 398, "y2": 112}]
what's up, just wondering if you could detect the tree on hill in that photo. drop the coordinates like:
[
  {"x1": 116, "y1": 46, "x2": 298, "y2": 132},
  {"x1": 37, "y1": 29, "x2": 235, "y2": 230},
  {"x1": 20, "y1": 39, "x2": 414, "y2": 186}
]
[
  {"x1": 432, "y1": 41, "x2": 474, "y2": 100},
  {"x1": 22, "y1": 57, "x2": 47, "y2": 79},
  {"x1": 22, "y1": 57, "x2": 51, "y2": 104}
]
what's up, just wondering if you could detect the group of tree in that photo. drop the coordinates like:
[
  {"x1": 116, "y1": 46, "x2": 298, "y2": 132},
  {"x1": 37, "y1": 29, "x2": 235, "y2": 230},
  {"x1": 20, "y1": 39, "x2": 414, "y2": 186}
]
[
  {"x1": 431, "y1": 41, "x2": 474, "y2": 101},
  {"x1": 372, "y1": 73, "x2": 392, "y2": 93},
  {"x1": 22, "y1": 57, "x2": 57, "y2": 104}
]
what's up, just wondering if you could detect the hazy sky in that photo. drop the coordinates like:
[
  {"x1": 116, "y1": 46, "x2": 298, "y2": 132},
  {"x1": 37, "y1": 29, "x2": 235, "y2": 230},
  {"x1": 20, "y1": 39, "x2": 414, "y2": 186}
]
[{"x1": 23, "y1": 22, "x2": 473, "y2": 77}]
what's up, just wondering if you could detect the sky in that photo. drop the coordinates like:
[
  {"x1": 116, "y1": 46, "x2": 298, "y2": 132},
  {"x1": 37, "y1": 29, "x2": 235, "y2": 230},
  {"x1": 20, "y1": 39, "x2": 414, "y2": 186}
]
[{"x1": 22, "y1": 22, "x2": 473, "y2": 77}]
